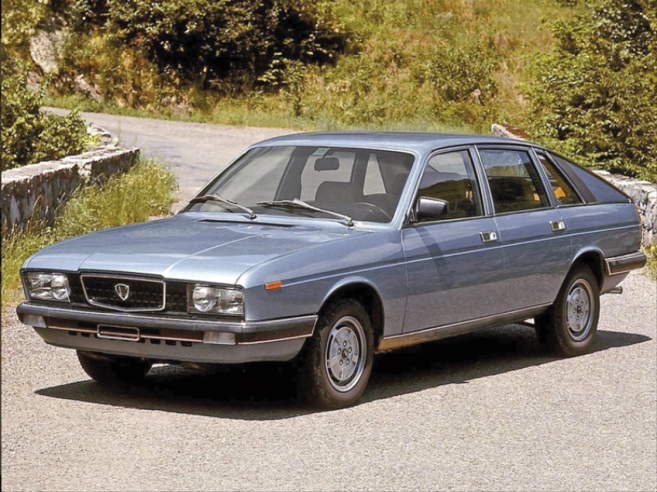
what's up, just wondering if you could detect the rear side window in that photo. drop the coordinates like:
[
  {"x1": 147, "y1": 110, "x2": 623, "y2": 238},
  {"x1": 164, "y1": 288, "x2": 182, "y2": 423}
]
[
  {"x1": 536, "y1": 152, "x2": 582, "y2": 205},
  {"x1": 479, "y1": 149, "x2": 549, "y2": 213},
  {"x1": 416, "y1": 150, "x2": 483, "y2": 221}
]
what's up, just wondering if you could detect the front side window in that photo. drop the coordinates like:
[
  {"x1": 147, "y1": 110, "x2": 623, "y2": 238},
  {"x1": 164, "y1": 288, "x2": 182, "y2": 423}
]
[
  {"x1": 479, "y1": 149, "x2": 549, "y2": 213},
  {"x1": 535, "y1": 152, "x2": 582, "y2": 206},
  {"x1": 415, "y1": 150, "x2": 483, "y2": 221},
  {"x1": 187, "y1": 146, "x2": 414, "y2": 223}
]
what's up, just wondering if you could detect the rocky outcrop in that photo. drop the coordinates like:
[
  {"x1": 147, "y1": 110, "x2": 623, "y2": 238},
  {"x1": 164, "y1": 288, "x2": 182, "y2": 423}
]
[
  {"x1": 491, "y1": 123, "x2": 530, "y2": 141},
  {"x1": 30, "y1": 29, "x2": 64, "y2": 74}
]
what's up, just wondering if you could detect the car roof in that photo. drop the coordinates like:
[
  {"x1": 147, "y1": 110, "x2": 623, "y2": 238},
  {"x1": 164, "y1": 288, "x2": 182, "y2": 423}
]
[{"x1": 251, "y1": 131, "x2": 540, "y2": 154}]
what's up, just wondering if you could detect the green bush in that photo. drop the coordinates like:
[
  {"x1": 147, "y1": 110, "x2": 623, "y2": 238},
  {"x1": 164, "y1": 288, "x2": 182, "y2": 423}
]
[
  {"x1": 1, "y1": 62, "x2": 88, "y2": 171},
  {"x1": 1, "y1": 0, "x2": 47, "y2": 51},
  {"x1": 102, "y1": 0, "x2": 346, "y2": 89},
  {"x1": 528, "y1": 0, "x2": 657, "y2": 181}
]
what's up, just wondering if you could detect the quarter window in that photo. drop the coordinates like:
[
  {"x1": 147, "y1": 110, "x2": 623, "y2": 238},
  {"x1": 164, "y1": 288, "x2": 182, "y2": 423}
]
[
  {"x1": 536, "y1": 152, "x2": 582, "y2": 205},
  {"x1": 416, "y1": 150, "x2": 483, "y2": 221},
  {"x1": 479, "y1": 149, "x2": 549, "y2": 213}
]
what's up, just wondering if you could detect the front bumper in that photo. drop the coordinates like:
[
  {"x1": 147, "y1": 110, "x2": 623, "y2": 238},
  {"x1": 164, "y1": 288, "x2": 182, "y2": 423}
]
[{"x1": 16, "y1": 303, "x2": 317, "y2": 363}]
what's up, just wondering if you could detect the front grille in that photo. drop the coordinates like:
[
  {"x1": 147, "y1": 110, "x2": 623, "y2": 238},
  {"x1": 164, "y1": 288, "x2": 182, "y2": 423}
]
[
  {"x1": 165, "y1": 282, "x2": 188, "y2": 313},
  {"x1": 68, "y1": 275, "x2": 86, "y2": 304},
  {"x1": 80, "y1": 275, "x2": 165, "y2": 312}
]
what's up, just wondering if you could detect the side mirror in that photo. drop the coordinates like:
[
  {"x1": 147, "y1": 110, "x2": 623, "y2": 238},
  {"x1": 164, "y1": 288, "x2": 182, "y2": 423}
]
[{"x1": 415, "y1": 196, "x2": 449, "y2": 222}]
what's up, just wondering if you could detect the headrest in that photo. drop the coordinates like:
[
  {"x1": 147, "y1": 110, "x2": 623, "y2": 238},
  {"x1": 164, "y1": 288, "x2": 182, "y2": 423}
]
[
  {"x1": 315, "y1": 181, "x2": 359, "y2": 204},
  {"x1": 389, "y1": 174, "x2": 408, "y2": 195},
  {"x1": 420, "y1": 171, "x2": 464, "y2": 188}
]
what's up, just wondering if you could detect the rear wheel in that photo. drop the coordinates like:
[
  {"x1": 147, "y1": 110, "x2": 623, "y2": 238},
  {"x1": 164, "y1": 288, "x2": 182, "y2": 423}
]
[
  {"x1": 77, "y1": 351, "x2": 152, "y2": 384},
  {"x1": 297, "y1": 300, "x2": 374, "y2": 409},
  {"x1": 535, "y1": 265, "x2": 600, "y2": 356}
]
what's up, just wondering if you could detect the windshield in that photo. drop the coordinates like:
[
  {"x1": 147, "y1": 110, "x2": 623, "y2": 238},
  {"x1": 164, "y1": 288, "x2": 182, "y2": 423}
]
[{"x1": 185, "y1": 146, "x2": 415, "y2": 223}]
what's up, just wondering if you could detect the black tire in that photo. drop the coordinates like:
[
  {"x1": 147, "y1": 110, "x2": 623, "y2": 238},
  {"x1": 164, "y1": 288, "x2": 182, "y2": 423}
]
[
  {"x1": 77, "y1": 351, "x2": 153, "y2": 384},
  {"x1": 297, "y1": 300, "x2": 374, "y2": 409},
  {"x1": 535, "y1": 265, "x2": 600, "y2": 356}
]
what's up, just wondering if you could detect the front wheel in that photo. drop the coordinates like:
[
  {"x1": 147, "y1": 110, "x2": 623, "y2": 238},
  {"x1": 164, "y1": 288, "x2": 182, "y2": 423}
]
[
  {"x1": 535, "y1": 265, "x2": 600, "y2": 356},
  {"x1": 297, "y1": 300, "x2": 374, "y2": 409},
  {"x1": 77, "y1": 351, "x2": 153, "y2": 384}
]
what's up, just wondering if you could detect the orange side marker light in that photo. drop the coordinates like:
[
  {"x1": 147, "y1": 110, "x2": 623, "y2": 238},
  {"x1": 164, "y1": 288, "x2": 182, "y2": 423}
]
[{"x1": 265, "y1": 281, "x2": 283, "y2": 291}]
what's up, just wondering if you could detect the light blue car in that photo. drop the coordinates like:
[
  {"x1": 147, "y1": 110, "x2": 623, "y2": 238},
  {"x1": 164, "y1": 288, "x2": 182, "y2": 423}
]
[{"x1": 17, "y1": 132, "x2": 646, "y2": 408}]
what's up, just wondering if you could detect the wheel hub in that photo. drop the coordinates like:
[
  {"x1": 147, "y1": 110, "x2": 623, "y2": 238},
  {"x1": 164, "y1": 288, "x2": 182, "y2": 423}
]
[
  {"x1": 565, "y1": 280, "x2": 594, "y2": 341},
  {"x1": 325, "y1": 316, "x2": 366, "y2": 393}
]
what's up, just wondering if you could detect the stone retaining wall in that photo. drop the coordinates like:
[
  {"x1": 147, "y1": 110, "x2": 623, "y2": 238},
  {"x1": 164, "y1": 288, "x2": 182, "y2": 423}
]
[
  {"x1": 1, "y1": 146, "x2": 139, "y2": 231},
  {"x1": 491, "y1": 123, "x2": 657, "y2": 246}
]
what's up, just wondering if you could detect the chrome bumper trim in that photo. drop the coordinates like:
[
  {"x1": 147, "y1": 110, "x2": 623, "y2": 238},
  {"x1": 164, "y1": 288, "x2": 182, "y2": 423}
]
[
  {"x1": 377, "y1": 304, "x2": 551, "y2": 352},
  {"x1": 605, "y1": 251, "x2": 647, "y2": 275},
  {"x1": 16, "y1": 303, "x2": 317, "y2": 345}
]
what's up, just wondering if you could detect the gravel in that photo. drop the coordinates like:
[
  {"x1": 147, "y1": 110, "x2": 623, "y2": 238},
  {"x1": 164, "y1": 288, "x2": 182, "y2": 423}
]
[{"x1": 2, "y1": 271, "x2": 655, "y2": 491}]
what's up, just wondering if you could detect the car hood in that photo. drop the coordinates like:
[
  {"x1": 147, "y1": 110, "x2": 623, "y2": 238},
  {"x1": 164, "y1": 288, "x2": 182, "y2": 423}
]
[{"x1": 25, "y1": 214, "x2": 360, "y2": 285}]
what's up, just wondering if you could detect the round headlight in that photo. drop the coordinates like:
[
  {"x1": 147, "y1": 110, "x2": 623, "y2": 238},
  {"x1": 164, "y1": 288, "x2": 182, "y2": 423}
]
[
  {"x1": 192, "y1": 286, "x2": 218, "y2": 312},
  {"x1": 51, "y1": 275, "x2": 70, "y2": 301}
]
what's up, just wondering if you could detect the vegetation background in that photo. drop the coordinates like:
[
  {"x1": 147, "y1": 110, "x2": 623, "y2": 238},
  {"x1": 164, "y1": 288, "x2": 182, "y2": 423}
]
[{"x1": 2, "y1": 0, "x2": 655, "y2": 181}]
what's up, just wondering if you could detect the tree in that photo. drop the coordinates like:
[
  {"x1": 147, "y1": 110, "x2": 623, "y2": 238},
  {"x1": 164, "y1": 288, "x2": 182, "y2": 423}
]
[{"x1": 529, "y1": 0, "x2": 657, "y2": 181}]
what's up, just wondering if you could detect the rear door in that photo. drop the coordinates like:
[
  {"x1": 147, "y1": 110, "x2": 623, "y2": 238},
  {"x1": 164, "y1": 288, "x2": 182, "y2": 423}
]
[
  {"x1": 476, "y1": 146, "x2": 572, "y2": 313},
  {"x1": 401, "y1": 147, "x2": 506, "y2": 333}
]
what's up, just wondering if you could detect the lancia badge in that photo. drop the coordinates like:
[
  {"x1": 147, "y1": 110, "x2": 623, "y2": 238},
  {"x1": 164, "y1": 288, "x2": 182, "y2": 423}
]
[{"x1": 115, "y1": 283, "x2": 130, "y2": 301}]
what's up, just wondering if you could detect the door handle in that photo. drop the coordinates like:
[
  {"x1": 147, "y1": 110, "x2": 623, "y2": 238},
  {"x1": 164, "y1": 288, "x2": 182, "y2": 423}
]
[
  {"x1": 550, "y1": 220, "x2": 566, "y2": 232},
  {"x1": 480, "y1": 231, "x2": 498, "y2": 243}
]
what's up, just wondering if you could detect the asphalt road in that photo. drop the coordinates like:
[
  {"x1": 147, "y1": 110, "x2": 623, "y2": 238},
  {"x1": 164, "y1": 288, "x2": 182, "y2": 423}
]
[
  {"x1": 45, "y1": 107, "x2": 296, "y2": 208},
  {"x1": 2, "y1": 113, "x2": 656, "y2": 491}
]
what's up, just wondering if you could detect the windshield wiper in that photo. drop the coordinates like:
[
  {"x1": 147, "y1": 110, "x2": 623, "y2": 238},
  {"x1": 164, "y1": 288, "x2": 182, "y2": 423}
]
[
  {"x1": 189, "y1": 194, "x2": 256, "y2": 220},
  {"x1": 257, "y1": 199, "x2": 354, "y2": 227}
]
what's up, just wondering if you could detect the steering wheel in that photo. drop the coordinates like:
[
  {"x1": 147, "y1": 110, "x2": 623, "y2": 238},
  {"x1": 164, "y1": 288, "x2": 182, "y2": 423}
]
[{"x1": 352, "y1": 202, "x2": 392, "y2": 222}]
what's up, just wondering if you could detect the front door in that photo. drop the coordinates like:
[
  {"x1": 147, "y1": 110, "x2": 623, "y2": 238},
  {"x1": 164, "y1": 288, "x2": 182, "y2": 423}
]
[{"x1": 401, "y1": 148, "x2": 506, "y2": 333}]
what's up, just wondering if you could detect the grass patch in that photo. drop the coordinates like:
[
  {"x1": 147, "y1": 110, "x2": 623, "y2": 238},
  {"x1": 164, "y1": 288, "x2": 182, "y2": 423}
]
[
  {"x1": 1, "y1": 159, "x2": 177, "y2": 309},
  {"x1": 43, "y1": 94, "x2": 475, "y2": 134}
]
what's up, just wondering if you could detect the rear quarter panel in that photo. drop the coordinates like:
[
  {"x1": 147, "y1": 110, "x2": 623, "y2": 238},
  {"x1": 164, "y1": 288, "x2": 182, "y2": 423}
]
[{"x1": 562, "y1": 202, "x2": 642, "y2": 260}]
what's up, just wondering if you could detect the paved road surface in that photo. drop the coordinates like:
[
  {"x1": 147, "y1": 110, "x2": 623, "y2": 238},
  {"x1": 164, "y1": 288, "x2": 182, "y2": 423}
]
[
  {"x1": 3, "y1": 271, "x2": 655, "y2": 491},
  {"x1": 46, "y1": 108, "x2": 296, "y2": 207},
  {"x1": 2, "y1": 112, "x2": 656, "y2": 491}
]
